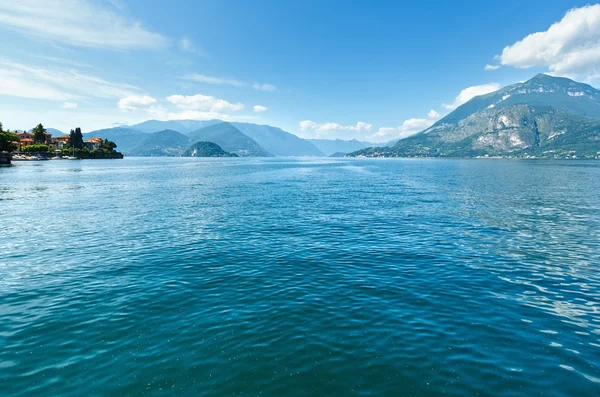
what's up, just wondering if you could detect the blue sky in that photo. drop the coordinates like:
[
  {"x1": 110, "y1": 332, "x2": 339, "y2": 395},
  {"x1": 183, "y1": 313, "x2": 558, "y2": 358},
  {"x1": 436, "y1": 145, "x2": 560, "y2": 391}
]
[{"x1": 0, "y1": 0, "x2": 599, "y2": 141}]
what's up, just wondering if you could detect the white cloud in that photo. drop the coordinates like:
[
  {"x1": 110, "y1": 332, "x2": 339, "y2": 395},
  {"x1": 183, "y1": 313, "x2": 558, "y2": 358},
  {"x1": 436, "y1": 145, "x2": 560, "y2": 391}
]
[
  {"x1": 442, "y1": 83, "x2": 500, "y2": 110},
  {"x1": 498, "y1": 5, "x2": 600, "y2": 81},
  {"x1": 0, "y1": 0, "x2": 166, "y2": 50},
  {"x1": 253, "y1": 105, "x2": 268, "y2": 112},
  {"x1": 252, "y1": 82, "x2": 277, "y2": 92},
  {"x1": 371, "y1": 118, "x2": 435, "y2": 141},
  {"x1": 178, "y1": 38, "x2": 208, "y2": 57},
  {"x1": 299, "y1": 120, "x2": 372, "y2": 136},
  {"x1": 0, "y1": 60, "x2": 142, "y2": 101},
  {"x1": 167, "y1": 94, "x2": 245, "y2": 113},
  {"x1": 183, "y1": 73, "x2": 244, "y2": 87},
  {"x1": 484, "y1": 64, "x2": 501, "y2": 71},
  {"x1": 118, "y1": 95, "x2": 157, "y2": 111},
  {"x1": 427, "y1": 109, "x2": 440, "y2": 119},
  {"x1": 61, "y1": 102, "x2": 78, "y2": 109}
]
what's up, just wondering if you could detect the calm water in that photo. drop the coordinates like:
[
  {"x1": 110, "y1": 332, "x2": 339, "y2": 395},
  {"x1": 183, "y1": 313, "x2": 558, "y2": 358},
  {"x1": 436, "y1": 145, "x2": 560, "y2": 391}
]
[{"x1": 1, "y1": 158, "x2": 600, "y2": 396}]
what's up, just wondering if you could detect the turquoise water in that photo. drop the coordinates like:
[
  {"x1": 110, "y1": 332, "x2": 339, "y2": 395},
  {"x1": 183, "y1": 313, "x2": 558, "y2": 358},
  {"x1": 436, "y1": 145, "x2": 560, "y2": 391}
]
[{"x1": 1, "y1": 157, "x2": 600, "y2": 396}]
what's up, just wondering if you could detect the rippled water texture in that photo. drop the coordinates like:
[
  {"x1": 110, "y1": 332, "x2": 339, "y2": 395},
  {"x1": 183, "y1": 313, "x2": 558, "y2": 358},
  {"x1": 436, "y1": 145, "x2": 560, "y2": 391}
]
[{"x1": 1, "y1": 158, "x2": 600, "y2": 396}]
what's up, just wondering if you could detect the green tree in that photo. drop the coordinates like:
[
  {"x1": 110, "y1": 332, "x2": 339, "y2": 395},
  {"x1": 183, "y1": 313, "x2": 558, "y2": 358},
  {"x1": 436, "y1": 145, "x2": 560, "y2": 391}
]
[
  {"x1": 68, "y1": 129, "x2": 75, "y2": 147},
  {"x1": 74, "y1": 127, "x2": 84, "y2": 149},
  {"x1": 67, "y1": 128, "x2": 84, "y2": 149},
  {"x1": 22, "y1": 144, "x2": 49, "y2": 153},
  {"x1": 32, "y1": 123, "x2": 47, "y2": 144},
  {"x1": 102, "y1": 139, "x2": 117, "y2": 151},
  {"x1": 0, "y1": 122, "x2": 19, "y2": 152}
]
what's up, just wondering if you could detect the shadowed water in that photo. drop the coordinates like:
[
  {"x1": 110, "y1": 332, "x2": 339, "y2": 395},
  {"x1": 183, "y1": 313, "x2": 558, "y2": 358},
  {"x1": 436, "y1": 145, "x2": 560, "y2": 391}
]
[{"x1": 1, "y1": 157, "x2": 599, "y2": 396}]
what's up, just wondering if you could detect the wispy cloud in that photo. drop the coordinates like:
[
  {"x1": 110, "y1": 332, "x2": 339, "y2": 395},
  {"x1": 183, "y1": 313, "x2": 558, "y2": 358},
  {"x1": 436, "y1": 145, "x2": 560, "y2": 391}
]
[
  {"x1": 484, "y1": 64, "x2": 500, "y2": 71},
  {"x1": 182, "y1": 74, "x2": 278, "y2": 92},
  {"x1": 253, "y1": 105, "x2": 268, "y2": 112},
  {"x1": 178, "y1": 37, "x2": 209, "y2": 57},
  {"x1": 252, "y1": 82, "x2": 277, "y2": 92},
  {"x1": 0, "y1": 60, "x2": 143, "y2": 101},
  {"x1": 0, "y1": 0, "x2": 166, "y2": 50},
  {"x1": 61, "y1": 101, "x2": 78, "y2": 109},
  {"x1": 183, "y1": 73, "x2": 244, "y2": 87}
]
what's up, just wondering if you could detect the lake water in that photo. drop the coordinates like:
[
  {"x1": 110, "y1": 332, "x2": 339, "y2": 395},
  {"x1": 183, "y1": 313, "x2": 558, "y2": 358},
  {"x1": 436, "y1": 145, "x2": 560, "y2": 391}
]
[{"x1": 1, "y1": 157, "x2": 599, "y2": 396}]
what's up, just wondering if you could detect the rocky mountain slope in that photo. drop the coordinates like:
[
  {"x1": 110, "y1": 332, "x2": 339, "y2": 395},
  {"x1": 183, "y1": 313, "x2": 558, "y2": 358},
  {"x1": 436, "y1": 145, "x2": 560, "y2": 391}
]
[{"x1": 350, "y1": 74, "x2": 600, "y2": 159}]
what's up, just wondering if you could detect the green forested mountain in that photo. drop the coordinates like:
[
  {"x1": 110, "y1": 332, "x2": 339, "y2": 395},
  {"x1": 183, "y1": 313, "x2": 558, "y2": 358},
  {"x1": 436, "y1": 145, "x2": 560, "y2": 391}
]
[
  {"x1": 129, "y1": 130, "x2": 193, "y2": 156},
  {"x1": 183, "y1": 141, "x2": 238, "y2": 157},
  {"x1": 187, "y1": 122, "x2": 272, "y2": 157}
]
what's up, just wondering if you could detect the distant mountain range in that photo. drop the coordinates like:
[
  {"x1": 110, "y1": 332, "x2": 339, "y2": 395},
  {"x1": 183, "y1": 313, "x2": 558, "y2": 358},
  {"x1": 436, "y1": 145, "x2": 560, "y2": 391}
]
[
  {"x1": 83, "y1": 119, "x2": 380, "y2": 157},
  {"x1": 77, "y1": 74, "x2": 600, "y2": 159},
  {"x1": 350, "y1": 74, "x2": 600, "y2": 159},
  {"x1": 187, "y1": 122, "x2": 272, "y2": 157}
]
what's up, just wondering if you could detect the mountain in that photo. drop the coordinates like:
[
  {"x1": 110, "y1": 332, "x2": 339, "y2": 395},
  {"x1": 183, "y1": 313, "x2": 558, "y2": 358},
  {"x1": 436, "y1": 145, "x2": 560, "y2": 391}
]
[
  {"x1": 187, "y1": 122, "x2": 272, "y2": 157},
  {"x1": 307, "y1": 139, "x2": 368, "y2": 156},
  {"x1": 440, "y1": 74, "x2": 600, "y2": 125},
  {"x1": 130, "y1": 119, "x2": 221, "y2": 134},
  {"x1": 129, "y1": 130, "x2": 192, "y2": 156},
  {"x1": 47, "y1": 128, "x2": 66, "y2": 136},
  {"x1": 350, "y1": 74, "x2": 600, "y2": 159},
  {"x1": 84, "y1": 128, "x2": 147, "y2": 154},
  {"x1": 183, "y1": 141, "x2": 238, "y2": 157},
  {"x1": 231, "y1": 122, "x2": 324, "y2": 156}
]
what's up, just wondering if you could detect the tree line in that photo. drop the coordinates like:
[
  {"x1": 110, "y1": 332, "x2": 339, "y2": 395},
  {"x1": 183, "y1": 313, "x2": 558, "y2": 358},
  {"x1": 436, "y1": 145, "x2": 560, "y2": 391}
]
[{"x1": 0, "y1": 122, "x2": 117, "y2": 153}]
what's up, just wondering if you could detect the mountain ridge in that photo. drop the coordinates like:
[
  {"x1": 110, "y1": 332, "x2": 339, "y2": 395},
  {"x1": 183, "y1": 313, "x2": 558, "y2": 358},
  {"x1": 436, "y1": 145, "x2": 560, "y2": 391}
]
[{"x1": 349, "y1": 74, "x2": 600, "y2": 159}]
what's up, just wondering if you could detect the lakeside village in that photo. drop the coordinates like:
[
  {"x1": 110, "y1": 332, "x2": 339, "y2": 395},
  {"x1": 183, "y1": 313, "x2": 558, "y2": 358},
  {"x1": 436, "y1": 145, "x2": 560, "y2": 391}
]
[{"x1": 0, "y1": 122, "x2": 123, "y2": 165}]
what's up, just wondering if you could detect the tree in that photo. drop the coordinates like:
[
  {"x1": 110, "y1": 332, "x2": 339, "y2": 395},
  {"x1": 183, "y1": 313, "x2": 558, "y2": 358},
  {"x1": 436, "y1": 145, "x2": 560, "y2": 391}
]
[
  {"x1": 32, "y1": 123, "x2": 47, "y2": 144},
  {"x1": 67, "y1": 128, "x2": 84, "y2": 149},
  {"x1": 22, "y1": 144, "x2": 49, "y2": 153},
  {"x1": 68, "y1": 129, "x2": 75, "y2": 147},
  {"x1": 0, "y1": 122, "x2": 19, "y2": 152},
  {"x1": 74, "y1": 127, "x2": 84, "y2": 149},
  {"x1": 102, "y1": 139, "x2": 117, "y2": 151}
]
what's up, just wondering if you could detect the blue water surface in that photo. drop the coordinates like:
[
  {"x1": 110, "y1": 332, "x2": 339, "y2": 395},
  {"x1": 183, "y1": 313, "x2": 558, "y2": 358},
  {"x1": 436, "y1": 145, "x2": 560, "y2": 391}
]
[{"x1": 1, "y1": 157, "x2": 599, "y2": 396}]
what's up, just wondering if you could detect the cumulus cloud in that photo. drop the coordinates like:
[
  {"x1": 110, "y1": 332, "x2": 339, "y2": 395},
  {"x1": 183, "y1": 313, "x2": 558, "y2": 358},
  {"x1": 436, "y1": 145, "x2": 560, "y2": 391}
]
[
  {"x1": 484, "y1": 64, "x2": 501, "y2": 71},
  {"x1": 498, "y1": 5, "x2": 600, "y2": 81},
  {"x1": 370, "y1": 108, "x2": 443, "y2": 141},
  {"x1": 183, "y1": 73, "x2": 244, "y2": 87},
  {"x1": 118, "y1": 95, "x2": 157, "y2": 111},
  {"x1": 167, "y1": 94, "x2": 245, "y2": 113},
  {"x1": 0, "y1": 0, "x2": 166, "y2": 50},
  {"x1": 299, "y1": 120, "x2": 372, "y2": 136},
  {"x1": 253, "y1": 105, "x2": 268, "y2": 112},
  {"x1": 442, "y1": 83, "x2": 500, "y2": 110},
  {"x1": 427, "y1": 109, "x2": 440, "y2": 119},
  {"x1": 252, "y1": 82, "x2": 277, "y2": 92},
  {"x1": 61, "y1": 102, "x2": 78, "y2": 109}
]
